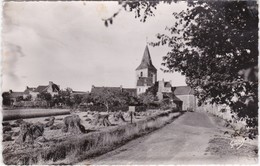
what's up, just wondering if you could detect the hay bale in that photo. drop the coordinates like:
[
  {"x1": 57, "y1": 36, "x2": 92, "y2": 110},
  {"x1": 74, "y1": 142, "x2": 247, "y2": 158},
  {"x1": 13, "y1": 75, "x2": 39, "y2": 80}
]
[
  {"x1": 44, "y1": 118, "x2": 50, "y2": 121},
  {"x1": 2, "y1": 121, "x2": 10, "y2": 126},
  {"x1": 44, "y1": 117, "x2": 55, "y2": 127},
  {"x1": 15, "y1": 122, "x2": 44, "y2": 145},
  {"x1": 50, "y1": 123, "x2": 64, "y2": 130},
  {"x1": 12, "y1": 131, "x2": 20, "y2": 137},
  {"x1": 62, "y1": 114, "x2": 86, "y2": 134},
  {"x1": 14, "y1": 119, "x2": 24, "y2": 125},
  {"x1": 113, "y1": 111, "x2": 126, "y2": 122},
  {"x1": 3, "y1": 134, "x2": 13, "y2": 142},
  {"x1": 85, "y1": 118, "x2": 92, "y2": 121},
  {"x1": 10, "y1": 123, "x2": 20, "y2": 128},
  {"x1": 3, "y1": 126, "x2": 12, "y2": 134}
]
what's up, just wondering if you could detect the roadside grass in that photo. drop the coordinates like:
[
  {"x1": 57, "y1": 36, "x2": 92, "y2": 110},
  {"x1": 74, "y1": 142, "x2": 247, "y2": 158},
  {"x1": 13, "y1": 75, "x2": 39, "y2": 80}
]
[
  {"x1": 2, "y1": 109, "x2": 70, "y2": 121},
  {"x1": 3, "y1": 109, "x2": 184, "y2": 165}
]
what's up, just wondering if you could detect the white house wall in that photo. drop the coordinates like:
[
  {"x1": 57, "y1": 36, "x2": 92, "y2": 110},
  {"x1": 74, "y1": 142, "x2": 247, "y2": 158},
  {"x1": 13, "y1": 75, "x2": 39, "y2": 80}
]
[
  {"x1": 176, "y1": 95, "x2": 197, "y2": 111},
  {"x1": 136, "y1": 86, "x2": 149, "y2": 95}
]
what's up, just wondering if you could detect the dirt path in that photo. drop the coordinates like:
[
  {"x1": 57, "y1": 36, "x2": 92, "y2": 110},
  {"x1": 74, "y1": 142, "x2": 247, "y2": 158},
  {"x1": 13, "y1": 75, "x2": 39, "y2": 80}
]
[{"x1": 78, "y1": 112, "x2": 258, "y2": 165}]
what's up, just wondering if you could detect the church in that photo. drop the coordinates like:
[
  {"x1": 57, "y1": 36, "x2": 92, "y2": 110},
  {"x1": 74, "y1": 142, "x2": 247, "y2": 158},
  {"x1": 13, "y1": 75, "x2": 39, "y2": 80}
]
[{"x1": 91, "y1": 45, "x2": 197, "y2": 111}]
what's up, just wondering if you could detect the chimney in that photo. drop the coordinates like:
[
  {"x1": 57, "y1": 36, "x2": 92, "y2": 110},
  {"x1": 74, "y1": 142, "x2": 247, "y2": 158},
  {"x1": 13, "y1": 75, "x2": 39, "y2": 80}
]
[
  {"x1": 120, "y1": 85, "x2": 123, "y2": 91},
  {"x1": 158, "y1": 80, "x2": 163, "y2": 93},
  {"x1": 26, "y1": 86, "x2": 29, "y2": 89},
  {"x1": 152, "y1": 74, "x2": 156, "y2": 84},
  {"x1": 9, "y1": 90, "x2": 13, "y2": 93}
]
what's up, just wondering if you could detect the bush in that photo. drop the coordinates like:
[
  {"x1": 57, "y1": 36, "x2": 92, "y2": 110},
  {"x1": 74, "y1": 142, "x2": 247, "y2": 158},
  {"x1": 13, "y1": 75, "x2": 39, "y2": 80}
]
[
  {"x1": 135, "y1": 105, "x2": 147, "y2": 112},
  {"x1": 88, "y1": 105, "x2": 128, "y2": 112}
]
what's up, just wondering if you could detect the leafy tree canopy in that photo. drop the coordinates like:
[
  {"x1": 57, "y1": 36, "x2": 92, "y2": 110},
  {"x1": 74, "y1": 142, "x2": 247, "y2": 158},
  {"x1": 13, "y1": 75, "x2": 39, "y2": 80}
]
[
  {"x1": 90, "y1": 88, "x2": 129, "y2": 112},
  {"x1": 104, "y1": 1, "x2": 258, "y2": 130}
]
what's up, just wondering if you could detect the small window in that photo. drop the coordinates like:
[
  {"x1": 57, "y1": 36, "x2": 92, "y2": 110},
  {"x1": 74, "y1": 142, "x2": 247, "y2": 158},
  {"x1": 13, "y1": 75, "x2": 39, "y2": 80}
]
[{"x1": 140, "y1": 72, "x2": 143, "y2": 77}]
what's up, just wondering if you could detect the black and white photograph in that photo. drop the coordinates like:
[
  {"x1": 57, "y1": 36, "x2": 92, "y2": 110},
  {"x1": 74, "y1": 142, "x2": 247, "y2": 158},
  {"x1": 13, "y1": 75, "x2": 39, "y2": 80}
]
[{"x1": 1, "y1": 0, "x2": 258, "y2": 165}]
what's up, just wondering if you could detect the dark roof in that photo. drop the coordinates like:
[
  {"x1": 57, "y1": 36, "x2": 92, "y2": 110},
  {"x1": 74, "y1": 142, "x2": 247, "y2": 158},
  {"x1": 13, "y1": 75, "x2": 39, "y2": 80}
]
[
  {"x1": 162, "y1": 93, "x2": 182, "y2": 102},
  {"x1": 71, "y1": 91, "x2": 88, "y2": 94},
  {"x1": 164, "y1": 82, "x2": 172, "y2": 88},
  {"x1": 91, "y1": 86, "x2": 122, "y2": 94},
  {"x1": 137, "y1": 77, "x2": 154, "y2": 86},
  {"x1": 51, "y1": 84, "x2": 60, "y2": 92},
  {"x1": 136, "y1": 46, "x2": 157, "y2": 71},
  {"x1": 9, "y1": 92, "x2": 25, "y2": 98},
  {"x1": 173, "y1": 86, "x2": 194, "y2": 95},
  {"x1": 34, "y1": 86, "x2": 48, "y2": 93},
  {"x1": 33, "y1": 82, "x2": 60, "y2": 93},
  {"x1": 24, "y1": 87, "x2": 36, "y2": 94}
]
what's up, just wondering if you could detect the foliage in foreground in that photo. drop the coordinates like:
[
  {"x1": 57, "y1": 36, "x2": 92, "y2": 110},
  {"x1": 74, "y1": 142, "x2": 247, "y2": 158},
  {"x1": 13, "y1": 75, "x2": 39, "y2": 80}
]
[{"x1": 103, "y1": 1, "x2": 258, "y2": 132}]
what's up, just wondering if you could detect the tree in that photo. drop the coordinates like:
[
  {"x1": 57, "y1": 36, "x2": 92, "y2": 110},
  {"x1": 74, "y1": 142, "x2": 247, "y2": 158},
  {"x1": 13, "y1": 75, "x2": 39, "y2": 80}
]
[
  {"x1": 91, "y1": 88, "x2": 128, "y2": 112},
  {"x1": 37, "y1": 92, "x2": 52, "y2": 107},
  {"x1": 104, "y1": 1, "x2": 258, "y2": 135},
  {"x1": 71, "y1": 94, "x2": 83, "y2": 106},
  {"x1": 139, "y1": 92, "x2": 157, "y2": 106},
  {"x1": 58, "y1": 88, "x2": 73, "y2": 107},
  {"x1": 2, "y1": 92, "x2": 11, "y2": 106},
  {"x1": 152, "y1": 1, "x2": 258, "y2": 130}
]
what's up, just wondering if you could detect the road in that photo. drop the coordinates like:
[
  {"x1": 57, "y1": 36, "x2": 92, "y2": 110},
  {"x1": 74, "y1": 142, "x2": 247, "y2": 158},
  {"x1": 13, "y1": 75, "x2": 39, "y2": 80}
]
[{"x1": 78, "y1": 111, "x2": 257, "y2": 165}]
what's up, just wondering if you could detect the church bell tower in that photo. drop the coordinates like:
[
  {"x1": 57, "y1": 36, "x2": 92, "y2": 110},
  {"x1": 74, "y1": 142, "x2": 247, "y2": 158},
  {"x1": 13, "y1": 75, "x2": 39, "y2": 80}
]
[{"x1": 135, "y1": 45, "x2": 157, "y2": 95}]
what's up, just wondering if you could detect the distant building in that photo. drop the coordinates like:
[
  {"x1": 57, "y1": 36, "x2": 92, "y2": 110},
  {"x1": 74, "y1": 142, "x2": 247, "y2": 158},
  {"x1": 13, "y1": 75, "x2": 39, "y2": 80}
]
[
  {"x1": 70, "y1": 90, "x2": 89, "y2": 96},
  {"x1": 91, "y1": 85, "x2": 137, "y2": 96},
  {"x1": 27, "y1": 81, "x2": 60, "y2": 100},
  {"x1": 172, "y1": 86, "x2": 197, "y2": 111},
  {"x1": 8, "y1": 90, "x2": 28, "y2": 102}
]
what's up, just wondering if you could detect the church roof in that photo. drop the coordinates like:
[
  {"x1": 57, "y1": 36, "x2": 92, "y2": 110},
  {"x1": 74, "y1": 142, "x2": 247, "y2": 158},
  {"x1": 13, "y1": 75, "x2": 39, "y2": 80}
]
[
  {"x1": 136, "y1": 46, "x2": 157, "y2": 71},
  {"x1": 91, "y1": 86, "x2": 122, "y2": 94}
]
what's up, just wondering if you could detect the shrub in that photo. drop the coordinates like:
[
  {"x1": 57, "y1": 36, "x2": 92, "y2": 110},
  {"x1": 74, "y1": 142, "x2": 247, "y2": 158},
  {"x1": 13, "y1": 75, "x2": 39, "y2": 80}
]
[{"x1": 135, "y1": 105, "x2": 147, "y2": 112}]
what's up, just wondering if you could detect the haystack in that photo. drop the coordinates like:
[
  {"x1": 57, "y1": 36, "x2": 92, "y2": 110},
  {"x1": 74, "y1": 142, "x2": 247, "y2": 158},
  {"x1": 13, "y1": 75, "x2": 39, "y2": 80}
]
[
  {"x1": 92, "y1": 113, "x2": 112, "y2": 126},
  {"x1": 113, "y1": 111, "x2": 126, "y2": 122},
  {"x1": 15, "y1": 122, "x2": 44, "y2": 145},
  {"x1": 44, "y1": 117, "x2": 55, "y2": 127},
  {"x1": 62, "y1": 114, "x2": 86, "y2": 134}
]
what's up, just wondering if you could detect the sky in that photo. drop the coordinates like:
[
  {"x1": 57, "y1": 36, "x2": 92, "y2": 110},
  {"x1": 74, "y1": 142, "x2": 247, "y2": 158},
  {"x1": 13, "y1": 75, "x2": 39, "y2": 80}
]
[{"x1": 2, "y1": 1, "x2": 187, "y2": 92}]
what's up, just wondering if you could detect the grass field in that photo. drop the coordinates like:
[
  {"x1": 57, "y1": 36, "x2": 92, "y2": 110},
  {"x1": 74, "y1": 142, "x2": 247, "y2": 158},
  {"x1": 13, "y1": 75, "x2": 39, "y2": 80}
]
[
  {"x1": 2, "y1": 108, "x2": 182, "y2": 164},
  {"x1": 2, "y1": 109, "x2": 70, "y2": 120}
]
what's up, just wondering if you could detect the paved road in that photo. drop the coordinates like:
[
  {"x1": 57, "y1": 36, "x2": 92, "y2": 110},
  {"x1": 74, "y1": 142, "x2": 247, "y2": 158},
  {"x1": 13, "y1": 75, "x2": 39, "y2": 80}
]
[{"x1": 79, "y1": 112, "x2": 257, "y2": 165}]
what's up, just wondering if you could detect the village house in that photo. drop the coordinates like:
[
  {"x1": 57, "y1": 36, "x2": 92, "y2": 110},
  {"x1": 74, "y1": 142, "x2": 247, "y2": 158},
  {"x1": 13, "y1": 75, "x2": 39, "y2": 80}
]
[
  {"x1": 172, "y1": 86, "x2": 197, "y2": 111},
  {"x1": 27, "y1": 81, "x2": 60, "y2": 100},
  {"x1": 91, "y1": 85, "x2": 136, "y2": 97}
]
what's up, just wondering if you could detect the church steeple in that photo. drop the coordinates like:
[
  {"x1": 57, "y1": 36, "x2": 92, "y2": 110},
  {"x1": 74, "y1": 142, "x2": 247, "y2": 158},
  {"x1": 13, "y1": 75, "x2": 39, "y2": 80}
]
[
  {"x1": 135, "y1": 45, "x2": 157, "y2": 95},
  {"x1": 136, "y1": 45, "x2": 157, "y2": 71}
]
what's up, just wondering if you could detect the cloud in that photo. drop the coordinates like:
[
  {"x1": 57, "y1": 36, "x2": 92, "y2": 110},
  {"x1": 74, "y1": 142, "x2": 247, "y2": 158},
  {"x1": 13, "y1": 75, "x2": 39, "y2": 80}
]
[{"x1": 2, "y1": 42, "x2": 26, "y2": 81}]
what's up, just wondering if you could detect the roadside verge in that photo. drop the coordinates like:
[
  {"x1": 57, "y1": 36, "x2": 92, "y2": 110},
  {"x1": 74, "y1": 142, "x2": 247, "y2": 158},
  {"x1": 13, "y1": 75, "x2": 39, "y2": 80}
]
[{"x1": 3, "y1": 109, "x2": 184, "y2": 165}]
